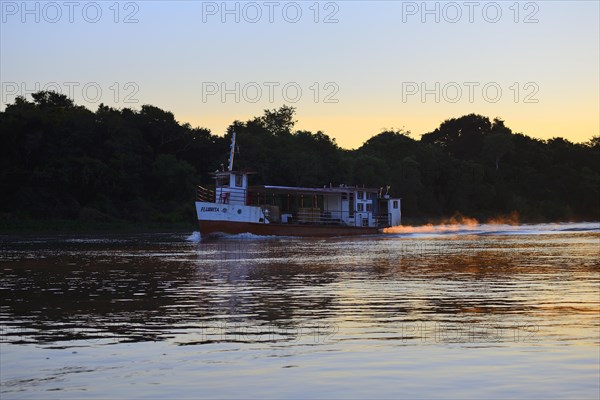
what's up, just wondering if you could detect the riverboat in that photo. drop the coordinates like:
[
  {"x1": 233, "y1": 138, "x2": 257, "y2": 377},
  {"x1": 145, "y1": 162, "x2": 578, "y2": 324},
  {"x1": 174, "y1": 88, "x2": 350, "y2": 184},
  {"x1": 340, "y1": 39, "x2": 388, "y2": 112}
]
[{"x1": 196, "y1": 132, "x2": 401, "y2": 237}]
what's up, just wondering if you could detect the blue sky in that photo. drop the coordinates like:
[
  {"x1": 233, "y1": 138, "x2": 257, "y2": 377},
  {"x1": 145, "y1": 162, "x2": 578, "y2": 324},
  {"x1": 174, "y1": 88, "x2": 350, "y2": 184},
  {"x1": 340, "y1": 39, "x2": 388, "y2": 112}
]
[{"x1": 1, "y1": 1, "x2": 598, "y2": 148}]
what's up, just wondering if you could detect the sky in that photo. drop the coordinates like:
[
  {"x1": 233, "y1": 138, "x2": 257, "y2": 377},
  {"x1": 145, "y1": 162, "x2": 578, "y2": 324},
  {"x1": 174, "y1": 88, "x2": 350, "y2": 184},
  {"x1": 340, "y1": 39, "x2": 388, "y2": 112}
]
[{"x1": 1, "y1": 0, "x2": 598, "y2": 149}]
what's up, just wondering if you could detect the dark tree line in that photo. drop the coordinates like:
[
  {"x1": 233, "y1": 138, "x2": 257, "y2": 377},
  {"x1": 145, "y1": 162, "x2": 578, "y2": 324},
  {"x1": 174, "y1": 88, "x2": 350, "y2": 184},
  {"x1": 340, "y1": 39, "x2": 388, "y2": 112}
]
[{"x1": 1, "y1": 91, "x2": 598, "y2": 227}]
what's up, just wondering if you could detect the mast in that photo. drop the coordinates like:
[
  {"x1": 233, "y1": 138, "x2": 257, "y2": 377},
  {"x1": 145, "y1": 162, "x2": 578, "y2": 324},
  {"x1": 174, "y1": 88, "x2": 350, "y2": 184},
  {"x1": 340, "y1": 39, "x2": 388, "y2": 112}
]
[{"x1": 228, "y1": 130, "x2": 236, "y2": 171}]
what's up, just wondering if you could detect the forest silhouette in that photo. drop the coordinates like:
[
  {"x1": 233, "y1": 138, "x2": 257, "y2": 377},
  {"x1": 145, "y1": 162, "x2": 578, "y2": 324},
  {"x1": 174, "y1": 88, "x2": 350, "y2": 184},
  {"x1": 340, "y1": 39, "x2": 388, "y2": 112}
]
[{"x1": 1, "y1": 91, "x2": 598, "y2": 229}]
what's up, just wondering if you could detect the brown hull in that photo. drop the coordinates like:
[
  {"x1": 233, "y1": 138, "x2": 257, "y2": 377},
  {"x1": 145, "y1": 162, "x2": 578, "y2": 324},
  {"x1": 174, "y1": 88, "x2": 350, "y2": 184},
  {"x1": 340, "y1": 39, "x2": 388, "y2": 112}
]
[{"x1": 199, "y1": 220, "x2": 381, "y2": 237}]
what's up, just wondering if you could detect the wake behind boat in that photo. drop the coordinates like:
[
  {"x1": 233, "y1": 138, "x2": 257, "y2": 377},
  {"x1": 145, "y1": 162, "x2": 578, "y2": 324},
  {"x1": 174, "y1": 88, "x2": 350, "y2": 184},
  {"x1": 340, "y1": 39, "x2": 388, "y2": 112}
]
[{"x1": 195, "y1": 132, "x2": 402, "y2": 238}]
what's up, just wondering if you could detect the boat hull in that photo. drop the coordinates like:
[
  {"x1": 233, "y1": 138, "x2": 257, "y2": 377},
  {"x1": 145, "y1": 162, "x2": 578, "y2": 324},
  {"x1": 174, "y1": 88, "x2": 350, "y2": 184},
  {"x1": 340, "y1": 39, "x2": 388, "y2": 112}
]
[{"x1": 198, "y1": 219, "x2": 380, "y2": 237}]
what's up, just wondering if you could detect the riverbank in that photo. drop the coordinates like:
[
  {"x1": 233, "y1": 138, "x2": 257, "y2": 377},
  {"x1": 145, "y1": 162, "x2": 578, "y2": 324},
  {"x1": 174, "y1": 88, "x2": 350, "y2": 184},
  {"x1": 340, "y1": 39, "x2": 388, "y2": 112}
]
[{"x1": 0, "y1": 218, "x2": 197, "y2": 234}]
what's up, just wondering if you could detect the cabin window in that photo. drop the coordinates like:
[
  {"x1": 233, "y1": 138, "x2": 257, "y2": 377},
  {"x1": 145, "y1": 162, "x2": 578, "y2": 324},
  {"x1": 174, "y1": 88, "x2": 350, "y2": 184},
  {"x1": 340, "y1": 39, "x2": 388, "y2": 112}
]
[
  {"x1": 217, "y1": 176, "x2": 229, "y2": 187},
  {"x1": 366, "y1": 204, "x2": 372, "y2": 212},
  {"x1": 357, "y1": 203, "x2": 364, "y2": 212},
  {"x1": 393, "y1": 200, "x2": 399, "y2": 209},
  {"x1": 362, "y1": 218, "x2": 369, "y2": 227},
  {"x1": 235, "y1": 174, "x2": 243, "y2": 187},
  {"x1": 358, "y1": 191, "x2": 364, "y2": 200}
]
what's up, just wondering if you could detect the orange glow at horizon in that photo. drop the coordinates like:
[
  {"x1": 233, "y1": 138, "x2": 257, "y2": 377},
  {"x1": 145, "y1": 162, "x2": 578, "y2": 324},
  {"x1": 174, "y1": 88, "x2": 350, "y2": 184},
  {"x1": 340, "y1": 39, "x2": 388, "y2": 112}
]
[{"x1": 180, "y1": 107, "x2": 599, "y2": 150}]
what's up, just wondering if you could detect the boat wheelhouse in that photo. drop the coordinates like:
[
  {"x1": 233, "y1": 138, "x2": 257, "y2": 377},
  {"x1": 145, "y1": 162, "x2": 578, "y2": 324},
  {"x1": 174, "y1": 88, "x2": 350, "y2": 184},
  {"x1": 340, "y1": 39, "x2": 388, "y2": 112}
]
[{"x1": 195, "y1": 132, "x2": 401, "y2": 237}]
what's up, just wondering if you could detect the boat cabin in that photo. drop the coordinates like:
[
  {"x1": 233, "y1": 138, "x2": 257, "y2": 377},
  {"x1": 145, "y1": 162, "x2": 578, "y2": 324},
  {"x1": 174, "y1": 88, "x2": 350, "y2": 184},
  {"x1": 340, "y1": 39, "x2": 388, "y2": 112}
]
[
  {"x1": 203, "y1": 169, "x2": 401, "y2": 228},
  {"x1": 213, "y1": 170, "x2": 250, "y2": 206}
]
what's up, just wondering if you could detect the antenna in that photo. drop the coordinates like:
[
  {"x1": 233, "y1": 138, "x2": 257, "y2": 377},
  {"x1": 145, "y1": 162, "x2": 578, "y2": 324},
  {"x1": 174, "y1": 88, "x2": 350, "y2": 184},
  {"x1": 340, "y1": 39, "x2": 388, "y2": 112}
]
[{"x1": 228, "y1": 130, "x2": 236, "y2": 171}]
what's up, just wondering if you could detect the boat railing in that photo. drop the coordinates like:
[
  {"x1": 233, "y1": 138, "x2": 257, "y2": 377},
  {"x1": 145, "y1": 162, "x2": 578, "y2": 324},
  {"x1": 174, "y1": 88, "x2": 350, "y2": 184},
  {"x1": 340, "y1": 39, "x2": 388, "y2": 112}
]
[
  {"x1": 197, "y1": 185, "x2": 215, "y2": 202},
  {"x1": 286, "y1": 210, "x2": 373, "y2": 226},
  {"x1": 263, "y1": 210, "x2": 392, "y2": 227}
]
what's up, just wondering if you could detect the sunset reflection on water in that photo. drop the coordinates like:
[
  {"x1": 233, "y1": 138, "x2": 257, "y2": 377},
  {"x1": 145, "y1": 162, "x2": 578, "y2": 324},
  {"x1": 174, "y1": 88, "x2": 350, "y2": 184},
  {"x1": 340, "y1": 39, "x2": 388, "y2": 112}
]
[{"x1": 1, "y1": 224, "x2": 598, "y2": 398}]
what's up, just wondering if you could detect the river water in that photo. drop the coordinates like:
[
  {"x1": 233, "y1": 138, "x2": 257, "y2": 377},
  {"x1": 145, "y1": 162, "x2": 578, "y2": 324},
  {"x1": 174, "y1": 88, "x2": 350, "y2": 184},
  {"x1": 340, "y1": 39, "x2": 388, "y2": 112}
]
[{"x1": 1, "y1": 222, "x2": 599, "y2": 399}]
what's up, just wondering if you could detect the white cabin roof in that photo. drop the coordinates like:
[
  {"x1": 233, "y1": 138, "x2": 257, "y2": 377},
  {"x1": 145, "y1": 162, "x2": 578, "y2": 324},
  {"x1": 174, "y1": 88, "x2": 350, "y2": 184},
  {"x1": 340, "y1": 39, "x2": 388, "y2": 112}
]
[{"x1": 251, "y1": 185, "x2": 381, "y2": 195}]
